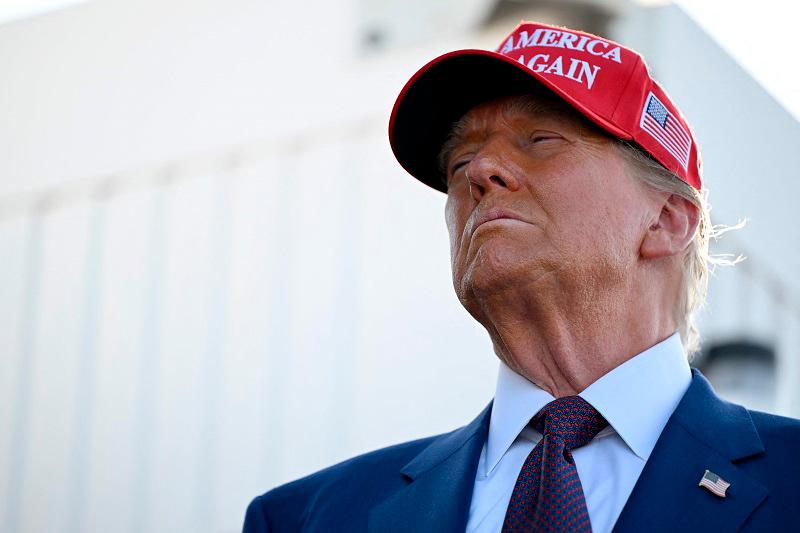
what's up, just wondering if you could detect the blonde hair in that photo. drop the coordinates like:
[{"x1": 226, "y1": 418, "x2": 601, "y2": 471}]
[{"x1": 614, "y1": 140, "x2": 743, "y2": 356}]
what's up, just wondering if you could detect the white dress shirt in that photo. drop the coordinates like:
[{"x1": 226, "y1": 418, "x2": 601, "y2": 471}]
[{"x1": 465, "y1": 332, "x2": 691, "y2": 533}]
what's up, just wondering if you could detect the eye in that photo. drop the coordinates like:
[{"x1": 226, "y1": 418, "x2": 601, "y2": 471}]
[
  {"x1": 444, "y1": 159, "x2": 471, "y2": 189},
  {"x1": 527, "y1": 131, "x2": 563, "y2": 145},
  {"x1": 451, "y1": 160, "x2": 468, "y2": 174},
  {"x1": 447, "y1": 158, "x2": 470, "y2": 180}
]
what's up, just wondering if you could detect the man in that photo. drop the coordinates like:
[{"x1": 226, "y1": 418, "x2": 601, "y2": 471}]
[{"x1": 243, "y1": 21, "x2": 800, "y2": 532}]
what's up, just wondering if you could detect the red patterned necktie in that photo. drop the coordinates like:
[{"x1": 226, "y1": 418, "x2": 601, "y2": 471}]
[{"x1": 502, "y1": 395, "x2": 609, "y2": 533}]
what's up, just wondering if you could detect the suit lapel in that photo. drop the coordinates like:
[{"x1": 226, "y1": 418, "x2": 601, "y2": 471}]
[
  {"x1": 367, "y1": 402, "x2": 492, "y2": 533},
  {"x1": 613, "y1": 369, "x2": 767, "y2": 532}
]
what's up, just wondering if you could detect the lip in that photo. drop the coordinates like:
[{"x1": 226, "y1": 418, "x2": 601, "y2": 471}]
[{"x1": 471, "y1": 207, "x2": 531, "y2": 233}]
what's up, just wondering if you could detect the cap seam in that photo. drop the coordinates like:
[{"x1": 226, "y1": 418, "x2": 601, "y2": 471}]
[{"x1": 608, "y1": 54, "x2": 643, "y2": 134}]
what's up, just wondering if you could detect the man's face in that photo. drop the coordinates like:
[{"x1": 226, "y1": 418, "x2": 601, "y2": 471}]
[{"x1": 443, "y1": 94, "x2": 657, "y2": 310}]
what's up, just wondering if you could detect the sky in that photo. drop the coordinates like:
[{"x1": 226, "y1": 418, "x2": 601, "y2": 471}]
[
  {"x1": 0, "y1": 0, "x2": 87, "y2": 24},
  {"x1": 0, "y1": 0, "x2": 798, "y2": 120},
  {"x1": 677, "y1": 0, "x2": 800, "y2": 121}
]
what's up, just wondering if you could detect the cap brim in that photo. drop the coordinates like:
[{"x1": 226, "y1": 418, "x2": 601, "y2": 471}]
[{"x1": 389, "y1": 49, "x2": 630, "y2": 193}]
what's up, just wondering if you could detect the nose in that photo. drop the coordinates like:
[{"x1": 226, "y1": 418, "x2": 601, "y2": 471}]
[{"x1": 464, "y1": 150, "x2": 520, "y2": 202}]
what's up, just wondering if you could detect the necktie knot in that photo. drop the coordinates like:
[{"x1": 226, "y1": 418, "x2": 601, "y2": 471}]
[{"x1": 533, "y1": 395, "x2": 608, "y2": 451}]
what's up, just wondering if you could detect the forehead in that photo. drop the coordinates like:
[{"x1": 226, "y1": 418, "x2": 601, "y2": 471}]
[{"x1": 458, "y1": 94, "x2": 599, "y2": 138}]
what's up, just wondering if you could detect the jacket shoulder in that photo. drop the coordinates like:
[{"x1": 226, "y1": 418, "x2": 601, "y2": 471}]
[
  {"x1": 243, "y1": 432, "x2": 448, "y2": 532},
  {"x1": 747, "y1": 408, "x2": 800, "y2": 449},
  {"x1": 735, "y1": 407, "x2": 800, "y2": 528}
]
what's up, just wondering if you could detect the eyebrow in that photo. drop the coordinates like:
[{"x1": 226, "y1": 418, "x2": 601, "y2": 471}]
[{"x1": 436, "y1": 95, "x2": 604, "y2": 185}]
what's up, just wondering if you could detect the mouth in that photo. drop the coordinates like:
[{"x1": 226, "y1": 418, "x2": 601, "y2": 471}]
[{"x1": 471, "y1": 207, "x2": 530, "y2": 233}]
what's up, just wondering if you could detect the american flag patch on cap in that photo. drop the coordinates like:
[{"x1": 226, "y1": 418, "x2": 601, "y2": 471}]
[
  {"x1": 698, "y1": 469, "x2": 730, "y2": 497},
  {"x1": 639, "y1": 92, "x2": 692, "y2": 170}
]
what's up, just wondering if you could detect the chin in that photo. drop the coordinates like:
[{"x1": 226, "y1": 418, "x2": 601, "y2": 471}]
[{"x1": 457, "y1": 243, "x2": 530, "y2": 298}]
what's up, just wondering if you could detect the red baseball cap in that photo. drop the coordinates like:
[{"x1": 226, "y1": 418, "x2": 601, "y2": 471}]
[{"x1": 389, "y1": 21, "x2": 702, "y2": 192}]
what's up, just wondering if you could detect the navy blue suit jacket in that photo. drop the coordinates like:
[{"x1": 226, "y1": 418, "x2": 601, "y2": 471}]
[{"x1": 244, "y1": 369, "x2": 800, "y2": 532}]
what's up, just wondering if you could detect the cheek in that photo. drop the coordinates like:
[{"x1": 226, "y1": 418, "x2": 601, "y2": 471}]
[
  {"x1": 540, "y1": 186, "x2": 614, "y2": 251},
  {"x1": 444, "y1": 199, "x2": 460, "y2": 262},
  {"x1": 556, "y1": 188, "x2": 645, "y2": 260},
  {"x1": 444, "y1": 196, "x2": 469, "y2": 257}
]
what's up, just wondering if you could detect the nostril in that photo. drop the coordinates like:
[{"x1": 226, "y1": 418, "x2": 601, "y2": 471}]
[{"x1": 489, "y1": 175, "x2": 506, "y2": 187}]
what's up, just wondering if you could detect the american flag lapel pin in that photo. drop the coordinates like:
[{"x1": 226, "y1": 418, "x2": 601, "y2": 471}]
[{"x1": 698, "y1": 469, "x2": 730, "y2": 497}]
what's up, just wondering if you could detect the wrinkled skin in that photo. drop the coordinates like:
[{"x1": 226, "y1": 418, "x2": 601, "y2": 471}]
[{"x1": 442, "y1": 95, "x2": 698, "y2": 396}]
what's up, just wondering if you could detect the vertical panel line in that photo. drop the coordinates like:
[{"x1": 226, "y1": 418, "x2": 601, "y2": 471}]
[
  {"x1": 3, "y1": 214, "x2": 43, "y2": 533},
  {"x1": 129, "y1": 186, "x2": 170, "y2": 533},
  {"x1": 64, "y1": 200, "x2": 107, "y2": 532}
]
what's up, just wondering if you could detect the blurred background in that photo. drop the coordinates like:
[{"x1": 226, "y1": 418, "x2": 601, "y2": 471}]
[{"x1": 1, "y1": 0, "x2": 798, "y2": 531}]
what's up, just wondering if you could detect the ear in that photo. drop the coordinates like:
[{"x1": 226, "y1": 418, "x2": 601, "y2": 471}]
[{"x1": 640, "y1": 194, "x2": 700, "y2": 259}]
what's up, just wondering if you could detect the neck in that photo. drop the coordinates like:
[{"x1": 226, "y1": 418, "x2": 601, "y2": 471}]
[{"x1": 467, "y1": 272, "x2": 678, "y2": 397}]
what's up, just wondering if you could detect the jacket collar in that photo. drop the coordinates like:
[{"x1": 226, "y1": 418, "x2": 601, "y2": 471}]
[
  {"x1": 368, "y1": 401, "x2": 492, "y2": 533},
  {"x1": 613, "y1": 368, "x2": 767, "y2": 532},
  {"x1": 368, "y1": 369, "x2": 768, "y2": 533}
]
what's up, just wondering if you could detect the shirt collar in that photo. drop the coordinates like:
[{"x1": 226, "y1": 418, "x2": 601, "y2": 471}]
[{"x1": 485, "y1": 332, "x2": 691, "y2": 475}]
